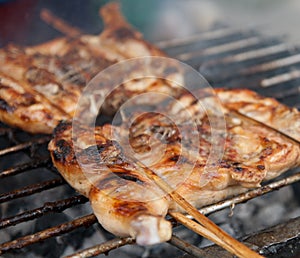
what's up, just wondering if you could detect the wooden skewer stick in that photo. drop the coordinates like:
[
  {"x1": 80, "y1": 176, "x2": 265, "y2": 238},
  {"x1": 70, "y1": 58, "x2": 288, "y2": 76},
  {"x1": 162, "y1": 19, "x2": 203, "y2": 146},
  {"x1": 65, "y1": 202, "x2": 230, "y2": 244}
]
[
  {"x1": 169, "y1": 212, "x2": 261, "y2": 257},
  {"x1": 133, "y1": 158, "x2": 263, "y2": 258},
  {"x1": 169, "y1": 211, "x2": 242, "y2": 255},
  {"x1": 40, "y1": 9, "x2": 82, "y2": 38}
]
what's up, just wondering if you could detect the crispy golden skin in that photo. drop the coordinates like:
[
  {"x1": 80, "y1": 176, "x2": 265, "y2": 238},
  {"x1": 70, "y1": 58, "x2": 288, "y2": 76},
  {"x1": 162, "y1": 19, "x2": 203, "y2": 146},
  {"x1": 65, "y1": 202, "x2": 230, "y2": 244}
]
[
  {"x1": 0, "y1": 3, "x2": 181, "y2": 133},
  {"x1": 216, "y1": 88, "x2": 300, "y2": 141},
  {"x1": 49, "y1": 89, "x2": 300, "y2": 245},
  {"x1": 48, "y1": 121, "x2": 172, "y2": 245}
]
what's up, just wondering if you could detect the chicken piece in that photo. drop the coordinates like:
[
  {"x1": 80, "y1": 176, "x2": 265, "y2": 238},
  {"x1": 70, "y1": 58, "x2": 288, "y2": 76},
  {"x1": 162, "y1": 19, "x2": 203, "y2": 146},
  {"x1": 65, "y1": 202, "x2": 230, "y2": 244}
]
[
  {"x1": 0, "y1": 45, "x2": 83, "y2": 116},
  {"x1": 216, "y1": 88, "x2": 300, "y2": 141},
  {"x1": 128, "y1": 91, "x2": 300, "y2": 191},
  {"x1": 49, "y1": 90, "x2": 300, "y2": 245},
  {"x1": 48, "y1": 121, "x2": 172, "y2": 245},
  {"x1": 0, "y1": 3, "x2": 182, "y2": 133},
  {"x1": 0, "y1": 73, "x2": 69, "y2": 134}
]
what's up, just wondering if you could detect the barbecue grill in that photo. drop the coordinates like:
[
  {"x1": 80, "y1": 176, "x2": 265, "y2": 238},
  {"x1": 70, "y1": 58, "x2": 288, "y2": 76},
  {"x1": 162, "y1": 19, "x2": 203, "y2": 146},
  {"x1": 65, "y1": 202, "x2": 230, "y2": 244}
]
[{"x1": 1, "y1": 1, "x2": 300, "y2": 257}]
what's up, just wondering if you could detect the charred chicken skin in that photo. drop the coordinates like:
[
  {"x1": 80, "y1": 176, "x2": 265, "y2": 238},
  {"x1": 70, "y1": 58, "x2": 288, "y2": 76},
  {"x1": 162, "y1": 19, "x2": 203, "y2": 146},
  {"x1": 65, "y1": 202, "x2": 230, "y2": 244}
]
[
  {"x1": 48, "y1": 89, "x2": 300, "y2": 245},
  {"x1": 1, "y1": 1, "x2": 299, "y2": 248},
  {"x1": 0, "y1": 3, "x2": 181, "y2": 133}
]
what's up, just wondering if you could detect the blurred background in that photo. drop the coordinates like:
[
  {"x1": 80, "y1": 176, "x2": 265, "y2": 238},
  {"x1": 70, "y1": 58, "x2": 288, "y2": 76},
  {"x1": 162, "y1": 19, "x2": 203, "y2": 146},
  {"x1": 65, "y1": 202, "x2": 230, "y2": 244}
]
[{"x1": 0, "y1": 0, "x2": 299, "y2": 47}]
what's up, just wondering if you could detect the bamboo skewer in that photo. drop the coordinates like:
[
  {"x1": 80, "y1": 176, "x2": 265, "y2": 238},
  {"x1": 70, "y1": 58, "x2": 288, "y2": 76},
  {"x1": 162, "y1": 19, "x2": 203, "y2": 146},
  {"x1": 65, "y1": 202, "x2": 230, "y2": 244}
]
[
  {"x1": 133, "y1": 158, "x2": 263, "y2": 258},
  {"x1": 40, "y1": 9, "x2": 82, "y2": 38},
  {"x1": 169, "y1": 211, "x2": 242, "y2": 255}
]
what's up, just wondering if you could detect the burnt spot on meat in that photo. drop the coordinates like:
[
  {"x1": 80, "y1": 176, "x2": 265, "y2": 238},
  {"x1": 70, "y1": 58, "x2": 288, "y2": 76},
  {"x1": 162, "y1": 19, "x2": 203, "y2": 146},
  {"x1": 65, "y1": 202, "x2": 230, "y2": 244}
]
[
  {"x1": 168, "y1": 155, "x2": 189, "y2": 165},
  {"x1": 44, "y1": 111, "x2": 54, "y2": 121},
  {"x1": 190, "y1": 98, "x2": 199, "y2": 106},
  {"x1": 257, "y1": 165, "x2": 265, "y2": 170},
  {"x1": 114, "y1": 172, "x2": 144, "y2": 185},
  {"x1": 53, "y1": 121, "x2": 72, "y2": 136},
  {"x1": 79, "y1": 141, "x2": 125, "y2": 165},
  {"x1": 52, "y1": 139, "x2": 73, "y2": 162},
  {"x1": 113, "y1": 201, "x2": 148, "y2": 217},
  {"x1": 96, "y1": 142, "x2": 113, "y2": 153},
  {"x1": 0, "y1": 99, "x2": 15, "y2": 112},
  {"x1": 111, "y1": 27, "x2": 137, "y2": 40},
  {"x1": 259, "y1": 146, "x2": 274, "y2": 160},
  {"x1": 20, "y1": 113, "x2": 30, "y2": 122},
  {"x1": 234, "y1": 167, "x2": 244, "y2": 173},
  {"x1": 169, "y1": 155, "x2": 180, "y2": 162}
]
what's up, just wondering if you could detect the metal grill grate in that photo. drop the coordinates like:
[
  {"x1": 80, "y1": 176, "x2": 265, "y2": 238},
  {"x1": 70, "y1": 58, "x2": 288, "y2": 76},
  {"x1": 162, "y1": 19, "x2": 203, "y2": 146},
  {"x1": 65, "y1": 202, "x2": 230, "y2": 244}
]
[{"x1": 1, "y1": 25, "x2": 300, "y2": 257}]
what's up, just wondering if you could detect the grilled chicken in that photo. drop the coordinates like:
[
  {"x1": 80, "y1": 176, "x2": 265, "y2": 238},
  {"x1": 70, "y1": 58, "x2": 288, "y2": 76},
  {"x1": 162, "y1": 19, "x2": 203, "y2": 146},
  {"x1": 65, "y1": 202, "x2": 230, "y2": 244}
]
[
  {"x1": 0, "y1": 72, "x2": 69, "y2": 133},
  {"x1": 2, "y1": 1, "x2": 299, "y2": 247},
  {"x1": 49, "y1": 121, "x2": 172, "y2": 245},
  {"x1": 48, "y1": 89, "x2": 300, "y2": 245},
  {"x1": 0, "y1": 3, "x2": 181, "y2": 133},
  {"x1": 216, "y1": 88, "x2": 300, "y2": 141}
]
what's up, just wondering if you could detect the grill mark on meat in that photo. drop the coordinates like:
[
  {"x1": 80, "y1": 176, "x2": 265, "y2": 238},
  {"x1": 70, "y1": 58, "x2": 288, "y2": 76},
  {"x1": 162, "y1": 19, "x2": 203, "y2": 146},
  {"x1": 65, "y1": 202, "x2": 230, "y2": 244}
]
[
  {"x1": 96, "y1": 174, "x2": 123, "y2": 190},
  {"x1": 20, "y1": 92, "x2": 37, "y2": 106},
  {"x1": 168, "y1": 155, "x2": 190, "y2": 165},
  {"x1": 0, "y1": 98, "x2": 14, "y2": 112},
  {"x1": 113, "y1": 171, "x2": 144, "y2": 185},
  {"x1": 113, "y1": 201, "x2": 148, "y2": 217},
  {"x1": 78, "y1": 142, "x2": 126, "y2": 165},
  {"x1": 53, "y1": 120, "x2": 72, "y2": 135}
]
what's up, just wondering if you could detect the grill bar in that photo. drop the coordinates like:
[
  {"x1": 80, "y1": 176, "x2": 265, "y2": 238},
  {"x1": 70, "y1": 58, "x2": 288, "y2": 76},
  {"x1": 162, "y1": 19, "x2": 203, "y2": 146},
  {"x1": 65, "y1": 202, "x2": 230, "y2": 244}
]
[
  {"x1": 0, "y1": 158, "x2": 50, "y2": 179},
  {"x1": 0, "y1": 214, "x2": 97, "y2": 255},
  {"x1": 63, "y1": 237, "x2": 135, "y2": 258},
  {"x1": 242, "y1": 53, "x2": 300, "y2": 75},
  {"x1": 63, "y1": 235, "x2": 211, "y2": 258},
  {"x1": 0, "y1": 178, "x2": 65, "y2": 203},
  {"x1": 0, "y1": 195, "x2": 88, "y2": 229},
  {"x1": 156, "y1": 27, "x2": 248, "y2": 49},
  {"x1": 0, "y1": 136, "x2": 51, "y2": 157},
  {"x1": 168, "y1": 235, "x2": 207, "y2": 258},
  {"x1": 202, "y1": 43, "x2": 291, "y2": 66},
  {"x1": 63, "y1": 231, "x2": 209, "y2": 258},
  {"x1": 177, "y1": 36, "x2": 262, "y2": 60},
  {"x1": 261, "y1": 69, "x2": 300, "y2": 87}
]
